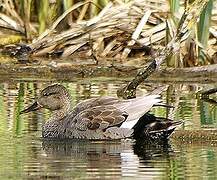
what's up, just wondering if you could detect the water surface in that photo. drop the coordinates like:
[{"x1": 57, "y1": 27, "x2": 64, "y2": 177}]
[{"x1": 0, "y1": 80, "x2": 216, "y2": 179}]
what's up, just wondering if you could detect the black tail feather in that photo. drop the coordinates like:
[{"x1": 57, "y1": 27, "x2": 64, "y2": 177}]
[{"x1": 133, "y1": 113, "x2": 182, "y2": 141}]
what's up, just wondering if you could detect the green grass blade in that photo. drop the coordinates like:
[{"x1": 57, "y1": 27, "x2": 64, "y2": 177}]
[
  {"x1": 169, "y1": 0, "x2": 180, "y2": 15},
  {"x1": 197, "y1": 0, "x2": 213, "y2": 64},
  {"x1": 38, "y1": 0, "x2": 49, "y2": 34}
]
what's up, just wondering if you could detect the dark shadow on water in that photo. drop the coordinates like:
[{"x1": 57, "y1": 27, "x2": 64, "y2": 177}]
[{"x1": 133, "y1": 140, "x2": 173, "y2": 161}]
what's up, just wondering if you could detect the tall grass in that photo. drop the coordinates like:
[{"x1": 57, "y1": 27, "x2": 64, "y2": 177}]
[
  {"x1": 63, "y1": 0, "x2": 74, "y2": 10},
  {"x1": 169, "y1": 0, "x2": 180, "y2": 15},
  {"x1": 23, "y1": 0, "x2": 108, "y2": 34},
  {"x1": 167, "y1": 0, "x2": 180, "y2": 67},
  {"x1": 197, "y1": 0, "x2": 213, "y2": 65},
  {"x1": 38, "y1": 0, "x2": 49, "y2": 34},
  {"x1": 167, "y1": 0, "x2": 214, "y2": 67}
]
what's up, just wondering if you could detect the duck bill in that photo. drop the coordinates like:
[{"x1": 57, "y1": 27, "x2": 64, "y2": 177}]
[{"x1": 20, "y1": 101, "x2": 42, "y2": 114}]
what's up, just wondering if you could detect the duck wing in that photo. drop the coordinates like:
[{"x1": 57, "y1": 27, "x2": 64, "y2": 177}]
[
  {"x1": 73, "y1": 96, "x2": 120, "y2": 114},
  {"x1": 73, "y1": 95, "x2": 161, "y2": 130},
  {"x1": 73, "y1": 105, "x2": 128, "y2": 131}
]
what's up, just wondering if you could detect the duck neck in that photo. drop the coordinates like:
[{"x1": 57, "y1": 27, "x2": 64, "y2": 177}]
[{"x1": 50, "y1": 101, "x2": 71, "y2": 121}]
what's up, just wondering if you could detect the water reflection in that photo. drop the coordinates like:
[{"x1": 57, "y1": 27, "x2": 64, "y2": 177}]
[
  {"x1": 0, "y1": 81, "x2": 216, "y2": 179},
  {"x1": 40, "y1": 139, "x2": 173, "y2": 179}
]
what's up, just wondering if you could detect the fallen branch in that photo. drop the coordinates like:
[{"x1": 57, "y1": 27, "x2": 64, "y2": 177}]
[{"x1": 0, "y1": 61, "x2": 216, "y2": 82}]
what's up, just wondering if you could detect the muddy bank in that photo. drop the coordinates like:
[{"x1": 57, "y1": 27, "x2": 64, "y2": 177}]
[
  {"x1": 171, "y1": 130, "x2": 217, "y2": 145},
  {"x1": 172, "y1": 130, "x2": 217, "y2": 141}
]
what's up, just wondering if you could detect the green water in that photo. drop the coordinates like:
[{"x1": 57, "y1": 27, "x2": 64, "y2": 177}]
[{"x1": 0, "y1": 80, "x2": 216, "y2": 179}]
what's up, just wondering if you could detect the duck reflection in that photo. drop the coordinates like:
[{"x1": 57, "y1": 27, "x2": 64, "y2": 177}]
[
  {"x1": 40, "y1": 139, "x2": 174, "y2": 179},
  {"x1": 133, "y1": 140, "x2": 173, "y2": 161}
]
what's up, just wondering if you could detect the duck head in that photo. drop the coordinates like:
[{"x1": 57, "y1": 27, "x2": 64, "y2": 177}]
[{"x1": 21, "y1": 84, "x2": 71, "y2": 118}]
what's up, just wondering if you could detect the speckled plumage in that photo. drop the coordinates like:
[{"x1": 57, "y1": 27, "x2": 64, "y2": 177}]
[{"x1": 21, "y1": 84, "x2": 182, "y2": 140}]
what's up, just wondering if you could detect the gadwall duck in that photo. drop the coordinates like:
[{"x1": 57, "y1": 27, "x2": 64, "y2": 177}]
[{"x1": 21, "y1": 84, "x2": 182, "y2": 140}]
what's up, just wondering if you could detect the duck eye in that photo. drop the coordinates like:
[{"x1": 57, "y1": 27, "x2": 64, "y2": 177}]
[{"x1": 43, "y1": 92, "x2": 56, "y2": 96}]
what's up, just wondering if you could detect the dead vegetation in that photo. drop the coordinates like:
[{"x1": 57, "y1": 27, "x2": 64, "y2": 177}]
[
  {"x1": 0, "y1": 0, "x2": 216, "y2": 66},
  {"x1": 28, "y1": 0, "x2": 168, "y2": 59}
]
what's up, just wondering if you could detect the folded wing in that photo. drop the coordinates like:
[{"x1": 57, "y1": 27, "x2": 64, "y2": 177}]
[{"x1": 73, "y1": 105, "x2": 128, "y2": 131}]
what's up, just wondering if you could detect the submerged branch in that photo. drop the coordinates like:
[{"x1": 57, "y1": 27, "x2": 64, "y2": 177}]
[
  {"x1": 117, "y1": 60, "x2": 157, "y2": 98},
  {"x1": 200, "y1": 88, "x2": 217, "y2": 96},
  {"x1": 199, "y1": 87, "x2": 217, "y2": 105}
]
